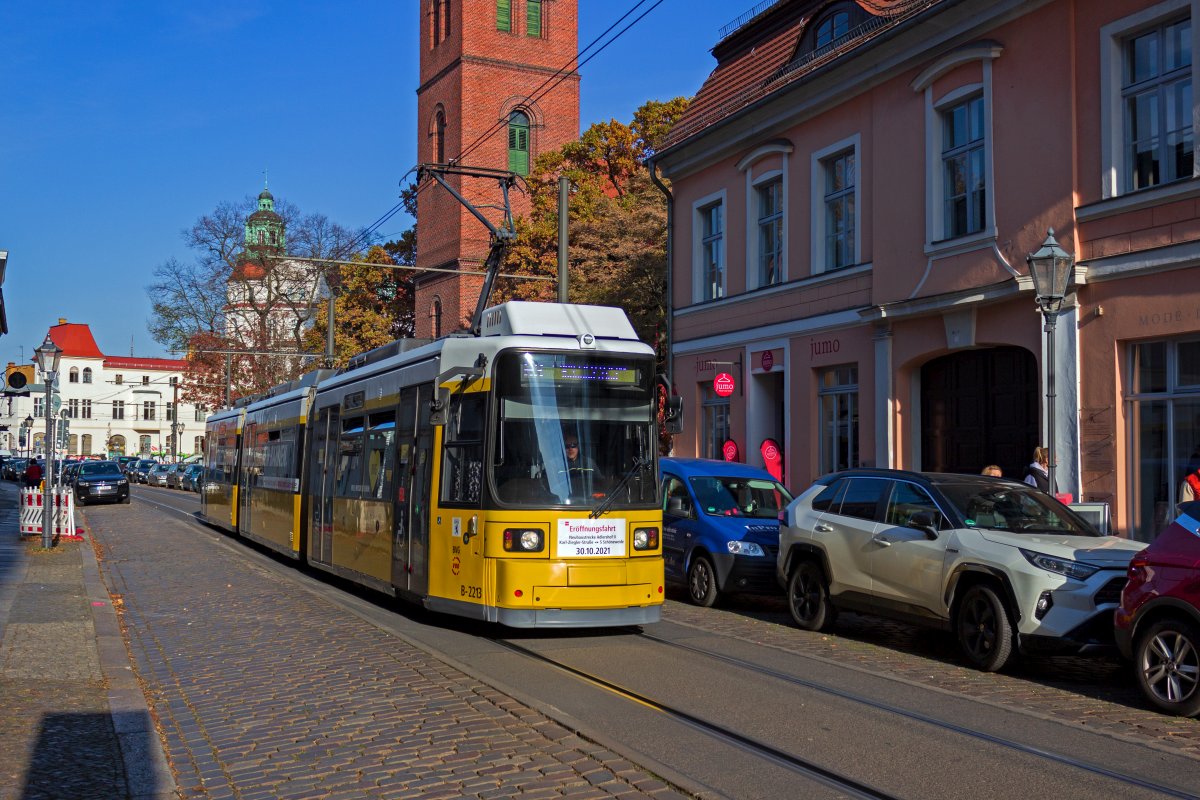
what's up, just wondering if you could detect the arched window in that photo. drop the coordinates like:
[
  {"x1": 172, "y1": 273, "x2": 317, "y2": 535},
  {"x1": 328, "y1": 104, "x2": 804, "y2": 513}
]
[
  {"x1": 431, "y1": 297, "x2": 443, "y2": 338},
  {"x1": 69, "y1": 367, "x2": 79, "y2": 383},
  {"x1": 82, "y1": 367, "x2": 92, "y2": 384},
  {"x1": 434, "y1": 108, "x2": 447, "y2": 164},
  {"x1": 508, "y1": 111, "x2": 530, "y2": 175},
  {"x1": 816, "y1": 10, "x2": 850, "y2": 49},
  {"x1": 109, "y1": 434, "x2": 126, "y2": 456},
  {"x1": 81, "y1": 434, "x2": 92, "y2": 455}
]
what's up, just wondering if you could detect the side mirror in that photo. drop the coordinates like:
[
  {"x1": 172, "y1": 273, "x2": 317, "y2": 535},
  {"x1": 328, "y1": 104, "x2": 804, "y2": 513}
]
[
  {"x1": 908, "y1": 510, "x2": 940, "y2": 539},
  {"x1": 665, "y1": 395, "x2": 683, "y2": 435}
]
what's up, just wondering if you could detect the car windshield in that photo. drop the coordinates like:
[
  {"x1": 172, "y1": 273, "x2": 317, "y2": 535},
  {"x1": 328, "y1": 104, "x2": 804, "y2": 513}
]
[
  {"x1": 689, "y1": 476, "x2": 793, "y2": 518},
  {"x1": 938, "y1": 482, "x2": 1098, "y2": 536},
  {"x1": 80, "y1": 463, "x2": 123, "y2": 477}
]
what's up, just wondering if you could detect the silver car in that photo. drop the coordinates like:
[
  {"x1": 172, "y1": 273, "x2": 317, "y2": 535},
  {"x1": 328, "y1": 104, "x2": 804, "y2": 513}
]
[
  {"x1": 146, "y1": 463, "x2": 172, "y2": 487},
  {"x1": 779, "y1": 469, "x2": 1146, "y2": 671}
]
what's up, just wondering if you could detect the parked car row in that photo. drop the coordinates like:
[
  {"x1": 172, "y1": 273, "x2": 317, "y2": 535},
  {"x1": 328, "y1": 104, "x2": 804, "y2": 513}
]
[
  {"x1": 132, "y1": 460, "x2": 203, "y2": 493},
  {"x1": 660, "y1": 460, "x2": 1200, "y2": 717}
]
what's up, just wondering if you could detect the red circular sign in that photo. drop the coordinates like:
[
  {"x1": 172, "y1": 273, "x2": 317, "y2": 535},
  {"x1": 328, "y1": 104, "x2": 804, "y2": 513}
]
[
  {"x1": 713, "y1": 372, "x2": 735, "y2": 397},
  {"x1": 722, "y1": 439, "x2": 739, "y2": 461},
  {"x1": 761, "y1": 351, "x2": 774, "y2": 371}
]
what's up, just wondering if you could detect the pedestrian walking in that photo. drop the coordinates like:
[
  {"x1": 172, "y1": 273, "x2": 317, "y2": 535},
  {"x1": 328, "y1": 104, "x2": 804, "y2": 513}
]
[
  {"x1": 1023, "y1": 447, "x2": 1056, "y2": 493},
  {"x1": 24, "y1": 459, "x2": 42, "y2": 488}
]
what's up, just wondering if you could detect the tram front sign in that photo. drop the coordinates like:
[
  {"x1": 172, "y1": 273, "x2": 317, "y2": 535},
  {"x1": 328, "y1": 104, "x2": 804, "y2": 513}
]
[
  {"x1": 557, "y1": 518, "x2": 627, "y2": 558},
  {"x1": 713, "y1": 372, "x2": 735, "y2": 397}
]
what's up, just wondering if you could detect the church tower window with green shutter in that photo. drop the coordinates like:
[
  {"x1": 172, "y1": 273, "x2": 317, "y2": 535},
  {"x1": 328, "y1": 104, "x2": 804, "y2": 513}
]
[{"x1": 508, "y1": 111, "x2": 530, "y2": 175}]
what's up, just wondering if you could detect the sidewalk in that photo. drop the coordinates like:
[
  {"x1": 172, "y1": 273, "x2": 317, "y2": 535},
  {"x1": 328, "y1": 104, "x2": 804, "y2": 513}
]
[{"x1": 0, "y1": 480, "x2": 175, "y2": 800}]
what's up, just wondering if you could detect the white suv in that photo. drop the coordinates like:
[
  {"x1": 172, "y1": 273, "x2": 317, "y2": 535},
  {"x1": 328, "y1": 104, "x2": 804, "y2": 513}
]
[{"x1": 778, "y1": 470, "x2": 1146, "y2": 671}]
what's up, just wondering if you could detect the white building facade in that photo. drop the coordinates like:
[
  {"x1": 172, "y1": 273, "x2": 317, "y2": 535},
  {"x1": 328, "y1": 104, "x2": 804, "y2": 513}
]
[{"x1": 1, "y1": 319, "x2": 206, "y2": 460}]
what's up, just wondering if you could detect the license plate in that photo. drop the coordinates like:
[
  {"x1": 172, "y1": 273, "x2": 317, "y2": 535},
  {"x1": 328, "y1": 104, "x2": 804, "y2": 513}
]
[{"x1": 95, "y1": 484, "x2": 114, "y2": 493}]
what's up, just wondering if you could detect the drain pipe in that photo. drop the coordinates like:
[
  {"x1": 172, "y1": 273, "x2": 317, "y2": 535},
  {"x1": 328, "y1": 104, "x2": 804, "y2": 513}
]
[{"x1": 648, "y1": 157, "x2": 674, "y2": 391}]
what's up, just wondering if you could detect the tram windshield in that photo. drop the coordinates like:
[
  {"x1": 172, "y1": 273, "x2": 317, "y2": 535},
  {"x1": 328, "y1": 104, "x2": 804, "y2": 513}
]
[{"x1": 492, "y1": 351, "x2": 658, "y2": 509}]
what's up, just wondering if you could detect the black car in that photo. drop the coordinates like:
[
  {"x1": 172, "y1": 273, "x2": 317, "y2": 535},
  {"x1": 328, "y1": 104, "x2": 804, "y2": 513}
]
[{"x1": 74, "y1": 461, "x2": 130, "y2": 506}]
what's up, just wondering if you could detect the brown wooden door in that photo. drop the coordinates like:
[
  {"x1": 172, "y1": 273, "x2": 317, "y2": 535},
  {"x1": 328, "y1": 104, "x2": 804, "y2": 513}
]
[{"x1": 920, "y1": 347, "x2": 1037, "y2": 480}]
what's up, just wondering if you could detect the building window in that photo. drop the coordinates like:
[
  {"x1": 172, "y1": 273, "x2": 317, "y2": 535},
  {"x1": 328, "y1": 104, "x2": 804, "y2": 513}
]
[
  {"x1": 508, "y1": 111, "x2": 530, "y2": 175},
  {"x1": 115, "y1": 374, "x2": 123, "y2": 385},
  {"x1": 113, "y1": 400, "x2": 125, "y2": 420},
  {"x1": 942, "y1": 95, "x2": 986, "y2": 238},
  {"x1": 167, "y1": 402, "x2": 175, "y2": 422},
  {"x1": 144, "y1": 401, "x2": 156, "y2": 420},
  {"x1": 434, "y1": 108, "x2": 447, "y2": 164},
  {"x1": 69, "y1": 367, "x2": 79, "y2": 383},
  {"x1": 431, "y1": 297, "x2": 443, "y2": 338},
  {"x1": 701, "y1": 385, "x2": 731, "y2": 460},
  {"x1": 816, "y1": 10, "x2": 850, "y2": 49},
  {"x1": 700, "y1": 201, "x2": 725, "y2": 301},
  {"x1": 824, "y1": 150, "x2": 856, "y2": 270},
  {"x1": 757, "y1": 178, "x2": 783, "y2": 287},
  {"x1": 195, "y1": 435, "x2": 204, "y2": 454},
  {"x1": 139, "y1": 434, "x2": 152, "y2": 455},
  {"x1": 142, "y1": 375, "x2": 149, "y2": 385},
  {"x1": 68, "y1": 399, "x2": 79, "y2": 419},
  {"x1": 34, "y1": 397, "x2": 44, "y2": 417},
  {"x1": 68, "y1": 434, "x2": 78, "y2": 456},
  {"x1": 195, "y1": 406, "x2": 206, "y2": 422},
  {"x1": 82, "y1": 400, "x2": 92, "y2": 420},
  {"x1": 527, "y1": 0, "x2": 542, "y2": 36},
  {"x1": 433, "y1": 0, "x2": 450, "y2": 44},
  {"x1": 1128, "y1": 336, "x2": 1200, "y2": 541},
  {"x1": 170, "y1": 376, "x2": 178, "y2": 386},
  {"x1": 82, "y1": 367, "x2": 92, "y2": 384},
  {"x1": 1124, "y1": 16, "x2": 1193, "y2": 191},
  {"x1": 497, "y1": 0, "x2": 511, "y2": 31},
  {"x1": 818, "y1": 364, "x2": 859, "y2": 475},
  {"x1": 81, "y1": 434, "x2": 92, "y2": 456}
]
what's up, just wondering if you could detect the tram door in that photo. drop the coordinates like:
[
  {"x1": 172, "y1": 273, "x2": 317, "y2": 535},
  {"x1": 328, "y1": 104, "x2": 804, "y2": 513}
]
[
  {"x1": 309, "y1": 405, "x2": 339, "y2": 564},
  {"x1": 238, "y1": 422, "x2": 256, "y2": 534},
  {"x1": 392, "y1": 384, "x2": 434, "y2": 594}
]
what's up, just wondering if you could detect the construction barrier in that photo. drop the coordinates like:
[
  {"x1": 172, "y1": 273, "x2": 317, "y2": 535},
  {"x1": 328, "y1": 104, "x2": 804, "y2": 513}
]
[{"x1": 19, "y1": 486, "x2": 81, "y2": 540}]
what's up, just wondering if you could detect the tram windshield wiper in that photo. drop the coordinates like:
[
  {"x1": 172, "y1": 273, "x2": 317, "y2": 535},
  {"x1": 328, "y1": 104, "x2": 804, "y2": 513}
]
[{"x1": 590, "y1": 456, "x2": 651, "y2": 519}]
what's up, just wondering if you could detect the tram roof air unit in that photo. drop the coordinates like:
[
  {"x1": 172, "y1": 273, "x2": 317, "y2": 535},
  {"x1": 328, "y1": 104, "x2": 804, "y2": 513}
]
[{"x1": 479, "y1": 302, "x2": 638, "y2": 341}]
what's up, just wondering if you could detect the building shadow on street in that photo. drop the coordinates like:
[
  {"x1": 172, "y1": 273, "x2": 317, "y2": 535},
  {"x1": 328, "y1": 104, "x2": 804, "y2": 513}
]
[{"x1": 19, "y1": 710, "x2": 157, "y2": 800}]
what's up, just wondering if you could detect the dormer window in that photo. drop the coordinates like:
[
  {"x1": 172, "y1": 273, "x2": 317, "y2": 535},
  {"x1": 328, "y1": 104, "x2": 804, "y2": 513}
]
[{"x1": 816, "y1": 11, "x2": 850, "y2": 49}]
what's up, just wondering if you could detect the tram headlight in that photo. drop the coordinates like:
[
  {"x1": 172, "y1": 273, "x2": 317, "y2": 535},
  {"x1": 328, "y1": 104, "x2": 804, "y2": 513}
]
[
  {"x1": 503, "y1": 528, "x2": 545, "y2": 552},
  {"x1": 633, "y1": 527, "x2": 658, "y2": 551}
]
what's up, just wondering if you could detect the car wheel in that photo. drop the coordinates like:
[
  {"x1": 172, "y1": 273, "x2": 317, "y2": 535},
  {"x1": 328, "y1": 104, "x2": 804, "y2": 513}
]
[
  {"x1": 75, "y1": 494, "x2": 85, "y2": 507},
  {"x1": 1135, "y1": 618, "x2": 1200, "y2": 717},
  {"x1": 956, "y1": 584, "x2": 1013, "y2": 672},
  {"x1": 787, "y1": 559, "x2": 835, "y2": 632},
  {"x1": 120, "y1": 494, "x2": 130, "y2": 505},
  {"x1": 686, "y1": 554, "x2": 720, "y2": 607}
]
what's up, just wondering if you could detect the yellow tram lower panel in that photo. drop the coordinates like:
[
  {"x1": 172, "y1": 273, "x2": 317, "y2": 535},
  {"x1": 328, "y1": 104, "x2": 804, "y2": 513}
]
[{"x1": 490, "y1": 557, "x2": 663, "y2": 610}]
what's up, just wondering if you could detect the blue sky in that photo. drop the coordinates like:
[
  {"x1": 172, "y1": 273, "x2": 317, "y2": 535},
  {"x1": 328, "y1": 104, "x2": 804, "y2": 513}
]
[{"x1": 0, "y1": 0, "x2": 733, "y2": 364}]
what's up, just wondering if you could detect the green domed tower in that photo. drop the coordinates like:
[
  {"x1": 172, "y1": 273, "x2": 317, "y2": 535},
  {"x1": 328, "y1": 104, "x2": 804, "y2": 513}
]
[{"x1": 244, "y1": 187, "x2": 285, "y2": 254}]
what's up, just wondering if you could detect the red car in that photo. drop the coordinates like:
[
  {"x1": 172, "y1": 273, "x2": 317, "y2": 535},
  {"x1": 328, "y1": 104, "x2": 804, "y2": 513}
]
[{"x1": 1115, "y1": 501, "x2": 1200, "y2": 716}]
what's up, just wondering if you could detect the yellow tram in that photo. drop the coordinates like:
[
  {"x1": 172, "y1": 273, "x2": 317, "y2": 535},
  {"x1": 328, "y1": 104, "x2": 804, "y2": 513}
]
[{"x1": 201, "y1": 302, "x2": 664, "y2": 627}]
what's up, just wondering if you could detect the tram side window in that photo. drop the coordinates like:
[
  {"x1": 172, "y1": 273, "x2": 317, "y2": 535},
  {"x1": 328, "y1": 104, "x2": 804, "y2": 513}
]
[
  {"x1": 441, "y1": 392, "x2": 485, "y2": 506},
  {"x1": 337, "y1": 420, "x2": 366, "y2": 498},
  {"x1": 262, "y1": 427, "x2": 297, "y2": 483},
  {"x1": 365, "y1": 413, "x2": 396, "y2": 501}
]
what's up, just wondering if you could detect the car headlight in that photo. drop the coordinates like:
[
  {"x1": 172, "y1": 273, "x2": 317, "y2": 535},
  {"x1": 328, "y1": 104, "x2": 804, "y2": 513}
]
[
  {"x1": 727, "y1": 540, "x2": 765, "y2": 556},
  {"x1": 1020, "y1": 548, "x2": 1099, "y2": 580}
]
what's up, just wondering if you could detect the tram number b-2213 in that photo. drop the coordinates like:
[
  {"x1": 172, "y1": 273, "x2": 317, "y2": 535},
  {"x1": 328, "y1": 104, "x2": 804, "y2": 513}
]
[{"x1": 460, "y1": 585, "x2": 482, "y2": 599}]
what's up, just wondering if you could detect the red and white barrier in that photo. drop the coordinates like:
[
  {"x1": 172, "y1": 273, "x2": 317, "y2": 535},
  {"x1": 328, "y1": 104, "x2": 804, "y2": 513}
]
[{"x1": 19, "y1": 486, "x2": 80, "y2": 540}]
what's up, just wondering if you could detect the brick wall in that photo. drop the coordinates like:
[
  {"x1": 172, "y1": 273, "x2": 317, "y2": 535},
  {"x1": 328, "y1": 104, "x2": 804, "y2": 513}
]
[{"x1": 414, "y1": 0, "x2": 580, "y2": 337}]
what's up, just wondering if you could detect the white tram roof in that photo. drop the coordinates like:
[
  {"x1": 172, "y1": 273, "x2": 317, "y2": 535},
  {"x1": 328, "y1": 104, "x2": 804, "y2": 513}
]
[{"x1": 479, "y1": 302, "x2": 639, "y2": 340}]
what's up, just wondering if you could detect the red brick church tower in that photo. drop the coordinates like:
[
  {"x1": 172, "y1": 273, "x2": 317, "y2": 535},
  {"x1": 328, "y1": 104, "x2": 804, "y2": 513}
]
[{"x1": 414, "y1": 0, "x2": 580, "y2": 337}]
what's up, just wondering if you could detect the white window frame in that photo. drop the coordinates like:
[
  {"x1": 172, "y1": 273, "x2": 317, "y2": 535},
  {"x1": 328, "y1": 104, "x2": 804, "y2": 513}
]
[
  {"x1": 691, "y1": 189, "x2": 727, "y2": 303},
  {"x1": 753, "y1": 172, "x2": 785, "y2": 289},
  {"x1": 1100, "y1": 0, "x2": 1198, "y2": 199},
  {"x1": 811, "y1": 134, "x2": 861, "y2": 274},
  {"x1": 913, "y1": 44, "x2": 1001, "y2": 253}
]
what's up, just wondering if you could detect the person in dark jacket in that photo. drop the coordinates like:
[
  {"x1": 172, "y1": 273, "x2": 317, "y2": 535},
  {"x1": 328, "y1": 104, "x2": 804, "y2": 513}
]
[
  {"x1": 1023, "y1": 447, "x2": 1056, "y2": 493},
  {"x1": 24, "y1": 459, "x2": 42, "y2": 488}
]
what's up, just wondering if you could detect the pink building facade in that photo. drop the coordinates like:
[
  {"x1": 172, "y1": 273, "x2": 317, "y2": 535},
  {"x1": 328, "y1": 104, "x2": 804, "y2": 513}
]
[{"x1": 653, "y1": 0, "x2": 1200, "y2": 540}]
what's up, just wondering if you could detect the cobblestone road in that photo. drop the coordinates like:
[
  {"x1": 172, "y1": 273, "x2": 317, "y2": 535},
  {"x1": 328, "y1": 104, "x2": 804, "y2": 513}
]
[
  {"x1": 662, "y1": 590, "x2": 1200, "y2": 759},
  {"x1": 87, "y1": 500, "x2": 691, "y2": 800}
]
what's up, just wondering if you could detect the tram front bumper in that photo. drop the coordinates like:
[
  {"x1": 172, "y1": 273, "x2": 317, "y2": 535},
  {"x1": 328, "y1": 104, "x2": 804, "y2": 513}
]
[{"x1": 492, "y1": 556, "x2": 664, "y2": 625}]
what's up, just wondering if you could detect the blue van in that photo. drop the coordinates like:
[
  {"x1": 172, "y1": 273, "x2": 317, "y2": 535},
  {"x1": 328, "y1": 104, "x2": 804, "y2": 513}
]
[{"x1": 659, "y1": 458, "x2": 793, "y2": 607}]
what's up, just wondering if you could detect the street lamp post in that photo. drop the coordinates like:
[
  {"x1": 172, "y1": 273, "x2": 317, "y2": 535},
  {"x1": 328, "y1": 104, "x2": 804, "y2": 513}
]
[
  {"x1": 23, "y1": 415, "x2": 32, "y2": 459},
  {"x1": 34, "y1": 335, "x2": 62, "y2": 548},
  {"x1": 1026, "y1": 229, "x2": 1075, "y2": 498}
]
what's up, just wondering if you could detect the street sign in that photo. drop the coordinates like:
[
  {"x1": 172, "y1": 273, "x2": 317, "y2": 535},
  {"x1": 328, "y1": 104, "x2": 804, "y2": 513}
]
[
  {"x1": 713, "y1": 372, "x2": 735, "y2": 397},
  {"x1": 51, "y1": 395, "x2": 62, "y2": 414}
]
